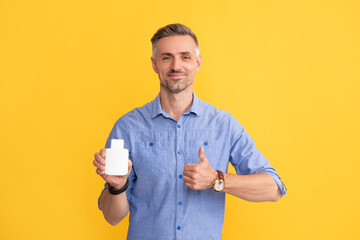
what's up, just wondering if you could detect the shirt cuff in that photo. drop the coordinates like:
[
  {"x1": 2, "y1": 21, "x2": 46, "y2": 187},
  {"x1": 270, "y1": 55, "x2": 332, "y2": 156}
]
[{"x1": 267, "y1": 172, "x2": 287, "y2": 197}]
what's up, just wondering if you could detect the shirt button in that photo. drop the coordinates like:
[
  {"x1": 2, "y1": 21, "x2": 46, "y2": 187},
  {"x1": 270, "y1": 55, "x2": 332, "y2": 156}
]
[
  {"x1": 177, "y1": 150, "x2": 182, "y2": 155},
  {"x1": 177, "y1": 226, "x2": 181, "y2": 230},
  {"x1": 178, "y1": 201, "x2": 182, "y2": 205},
  {"x1": 177, "y1": 124, "x2": 181, "y2": 128},
  {"x1": 204, "y1": 141, "x2": 208, "y2": 146},
  {"x1": 149, "y1": 142, "x2": 153, "y2": 146},
  {"x1": 179, "y1": 174, "x2": 183, "y2": 179}
]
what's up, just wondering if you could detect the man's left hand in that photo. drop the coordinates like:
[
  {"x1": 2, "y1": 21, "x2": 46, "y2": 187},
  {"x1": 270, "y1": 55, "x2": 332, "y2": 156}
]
[{"x1": 183, "y1": 146, "x2": 218, "y2": 190}]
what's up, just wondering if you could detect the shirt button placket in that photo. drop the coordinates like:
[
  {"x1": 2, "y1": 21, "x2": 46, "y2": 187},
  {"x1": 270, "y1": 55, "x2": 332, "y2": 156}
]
[{"x1": 175, "y1": 119, "x2": 184, "y2": 239}]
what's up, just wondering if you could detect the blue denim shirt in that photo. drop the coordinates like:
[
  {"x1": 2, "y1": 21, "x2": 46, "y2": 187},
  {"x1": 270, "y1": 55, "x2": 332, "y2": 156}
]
[{"x1": 98, "y1": 93, "x2": 287, "y2": 240}]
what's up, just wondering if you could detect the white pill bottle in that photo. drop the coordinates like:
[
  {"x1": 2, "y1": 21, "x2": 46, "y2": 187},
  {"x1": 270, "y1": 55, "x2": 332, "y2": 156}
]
[{"x1": 105, "y1": 139, "x2": 129, "y2": 176}]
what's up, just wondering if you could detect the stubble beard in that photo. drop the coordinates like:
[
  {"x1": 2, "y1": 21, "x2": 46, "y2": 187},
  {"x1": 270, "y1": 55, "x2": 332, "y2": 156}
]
[{"x1": 161, "y1": 76, "x2": 193, "y2": 94}]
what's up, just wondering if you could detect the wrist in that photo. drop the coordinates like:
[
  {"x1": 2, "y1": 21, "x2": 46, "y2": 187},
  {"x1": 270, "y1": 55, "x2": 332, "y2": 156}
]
[
  {"x1": 209, "y1": 170, "x2": 218, "y2": 188},
  {"x1": 108, "y1": 183, "x2": 123, "y2": 190},
  {"x1": 222, "y1": 172, "x2": 229, "y2": 191},
  {"x1": 108, "y1": 183, "x2": 122, "y2": 190},
  {"x1": 108, "y1": 178, "x2": 128, "y2": 190},
  {"x1": 107, "y1": 178, "x2": 129, "y2": 195},
  {"x1": 211, "y1": 170, "x2": 225, "y2": 192}
]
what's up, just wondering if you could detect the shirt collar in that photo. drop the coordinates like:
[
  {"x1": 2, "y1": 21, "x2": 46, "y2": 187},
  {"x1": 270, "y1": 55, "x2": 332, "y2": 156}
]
[{"x1": 151, "y1": 92, "x2": 202, "y2": 119}]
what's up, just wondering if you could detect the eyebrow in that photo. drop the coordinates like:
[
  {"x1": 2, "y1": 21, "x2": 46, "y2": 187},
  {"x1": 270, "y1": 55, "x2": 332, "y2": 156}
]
[{"x1": 161, "y1": 52, "x2": 192, "y2": 56}]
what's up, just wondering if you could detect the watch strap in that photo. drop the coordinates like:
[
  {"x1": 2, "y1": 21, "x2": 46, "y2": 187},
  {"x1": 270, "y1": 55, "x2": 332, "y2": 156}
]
[
  {"x1": 107, "y1": 178, "x2": 129, "y2": 195},
  {"x1": 216, "y1": 170, "x2": 224, "y2": 180}
]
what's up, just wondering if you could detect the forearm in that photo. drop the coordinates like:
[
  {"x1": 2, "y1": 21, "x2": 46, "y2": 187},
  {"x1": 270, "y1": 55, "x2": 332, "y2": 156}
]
[
  {"x1": 99, "y1": 190, "x2": 129, "y2": 226},
  {"x1": 223, "y1": 172, "x2": 281, "y2": 202}
]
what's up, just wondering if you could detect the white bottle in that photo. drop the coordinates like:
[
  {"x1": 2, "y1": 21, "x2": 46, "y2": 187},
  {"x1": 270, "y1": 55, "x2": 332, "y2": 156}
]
[{"x1": 105, "y1": 139, "x2": 129, "y2": 176}]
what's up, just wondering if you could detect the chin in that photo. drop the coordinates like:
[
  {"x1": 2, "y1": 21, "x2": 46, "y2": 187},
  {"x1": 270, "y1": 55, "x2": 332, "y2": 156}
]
[
  {"x1": 167, "y1": 87, "x2": 185, "y2": 93},
  {"x1": 161, "y1": 79, "x2": 193, "y2": 93}
]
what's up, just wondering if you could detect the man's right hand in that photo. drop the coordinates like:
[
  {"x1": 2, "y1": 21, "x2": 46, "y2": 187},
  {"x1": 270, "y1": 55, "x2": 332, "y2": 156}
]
[{"x1": 93, "y1": 148, "x2": 133, "y2": 190}]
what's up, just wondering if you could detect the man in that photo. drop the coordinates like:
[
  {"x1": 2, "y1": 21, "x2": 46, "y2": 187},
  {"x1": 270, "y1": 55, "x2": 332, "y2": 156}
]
[{"x1": 93, "y1": 23, "x2": 287, "y2": 239}]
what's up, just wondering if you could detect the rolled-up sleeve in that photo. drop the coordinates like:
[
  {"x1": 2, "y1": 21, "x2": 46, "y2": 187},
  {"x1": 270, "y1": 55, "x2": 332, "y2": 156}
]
[{"x1": 228, "y1": 115, "x2": 287, "y2": 196}]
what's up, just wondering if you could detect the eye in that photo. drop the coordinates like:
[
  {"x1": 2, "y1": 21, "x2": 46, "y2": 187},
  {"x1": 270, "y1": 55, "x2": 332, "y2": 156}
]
[
  {"x1": 162, "y1": 56, "x2": 171, "y2": 60},
  {"x1": 183, "y1": 56, "x2": 191, "y2": 60}
]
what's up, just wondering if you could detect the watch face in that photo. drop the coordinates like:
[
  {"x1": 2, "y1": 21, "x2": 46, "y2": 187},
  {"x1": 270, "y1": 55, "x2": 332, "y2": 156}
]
[{"x1": 214, "y1": 179, "x2": 224, "y2": 191}]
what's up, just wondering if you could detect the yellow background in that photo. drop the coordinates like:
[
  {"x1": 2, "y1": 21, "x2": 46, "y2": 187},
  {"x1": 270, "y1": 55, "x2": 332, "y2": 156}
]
[{"x1": 1, "y1": 0, "x2": 359, "y2": 239}]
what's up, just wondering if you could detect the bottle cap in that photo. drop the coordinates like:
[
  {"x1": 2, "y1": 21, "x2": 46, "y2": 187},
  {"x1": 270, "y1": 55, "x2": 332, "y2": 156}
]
[{"x1": 111, "y1": 139, "x2": 124, "y2": 149}]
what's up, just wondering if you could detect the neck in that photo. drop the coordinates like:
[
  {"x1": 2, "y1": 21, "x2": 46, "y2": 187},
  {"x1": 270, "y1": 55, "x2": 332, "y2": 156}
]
[{"x1": 159, "y1": 87, "x2": 193, "y2": 121}]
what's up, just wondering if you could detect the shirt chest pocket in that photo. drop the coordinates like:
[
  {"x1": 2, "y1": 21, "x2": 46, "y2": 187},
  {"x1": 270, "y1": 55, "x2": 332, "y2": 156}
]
[
  {"x1": 132, "y1": 141, "x2": 175, "y2": 178},
  {"x1": 188, "y1": 140, "x2": 222, "y2": 170}
]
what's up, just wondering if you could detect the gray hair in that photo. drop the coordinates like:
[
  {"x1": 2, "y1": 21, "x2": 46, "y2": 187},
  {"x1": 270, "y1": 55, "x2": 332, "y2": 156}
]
[{"x1": 151, "y1": 23, "x2": 200, "y2": 58}]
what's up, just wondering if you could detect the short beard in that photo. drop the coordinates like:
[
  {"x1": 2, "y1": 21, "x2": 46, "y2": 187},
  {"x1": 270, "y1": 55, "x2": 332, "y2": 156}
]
[
  {"x1": 161, "y1": 81, "x2": 187, "y2": 93},
  {"x1": 160, "y1": 78, "x2": 192, "y2": 93}
]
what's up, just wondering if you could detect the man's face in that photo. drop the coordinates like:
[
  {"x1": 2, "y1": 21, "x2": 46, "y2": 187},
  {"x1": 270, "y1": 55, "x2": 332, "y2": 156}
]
[{"x1": 151, "y1": 35, "x2": 201, "y2": 93}]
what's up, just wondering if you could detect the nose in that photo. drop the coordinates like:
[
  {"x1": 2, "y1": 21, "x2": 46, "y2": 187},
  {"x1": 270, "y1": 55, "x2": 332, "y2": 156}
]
[{"x1": 170, "y1": 57, "x2": 181, "y2": 71}]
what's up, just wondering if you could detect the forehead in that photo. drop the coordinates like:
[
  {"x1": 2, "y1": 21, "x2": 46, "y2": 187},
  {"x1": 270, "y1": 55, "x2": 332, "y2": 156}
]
[{"x1": 156, "y1": 35, "x2": 197, "y2": 55}]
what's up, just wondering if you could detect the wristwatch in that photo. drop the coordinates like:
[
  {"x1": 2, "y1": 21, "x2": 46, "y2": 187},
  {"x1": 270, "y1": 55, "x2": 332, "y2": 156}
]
[{"x1": 212, "y1": 170, "x2": 225, "y2": 192}]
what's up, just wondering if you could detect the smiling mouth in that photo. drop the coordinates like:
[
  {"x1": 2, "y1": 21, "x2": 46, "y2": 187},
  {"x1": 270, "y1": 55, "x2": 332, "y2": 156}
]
[
  {"x1": 168, "y1": 74, "x2": 184, "y2": 78},
  {"x1": 167, "y1": 71, "x2": 187, "y2": 78}
]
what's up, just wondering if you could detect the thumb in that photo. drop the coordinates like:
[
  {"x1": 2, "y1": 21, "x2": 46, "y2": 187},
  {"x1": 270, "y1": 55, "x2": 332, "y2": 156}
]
[
  {"x1": 127, "y1": 160, "x2": 133, "y2": 174},
  {"x1": 198, "y1": 146, "x2": 208, "y2": 163}
]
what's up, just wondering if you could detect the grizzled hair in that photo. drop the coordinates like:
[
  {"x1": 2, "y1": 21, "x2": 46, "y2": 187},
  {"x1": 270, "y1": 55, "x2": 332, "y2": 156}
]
[{"x1": 151, "y1": 23, "x2": 200, "y2": 58}]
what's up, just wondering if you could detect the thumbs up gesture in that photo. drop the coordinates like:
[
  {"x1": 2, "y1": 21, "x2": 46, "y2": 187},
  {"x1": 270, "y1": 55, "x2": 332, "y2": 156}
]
[{"x1": 183, "y1": 146, "x2": 218, "y2": 190}]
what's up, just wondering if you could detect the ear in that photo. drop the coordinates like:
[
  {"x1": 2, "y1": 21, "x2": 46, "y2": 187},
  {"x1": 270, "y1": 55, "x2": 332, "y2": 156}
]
[
  {"x1": 195, "y1": 54, "x2": 202, "y2": 72},
  {"x1": 151, "y1": 57, "x2": 159, "y2": 74}
]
